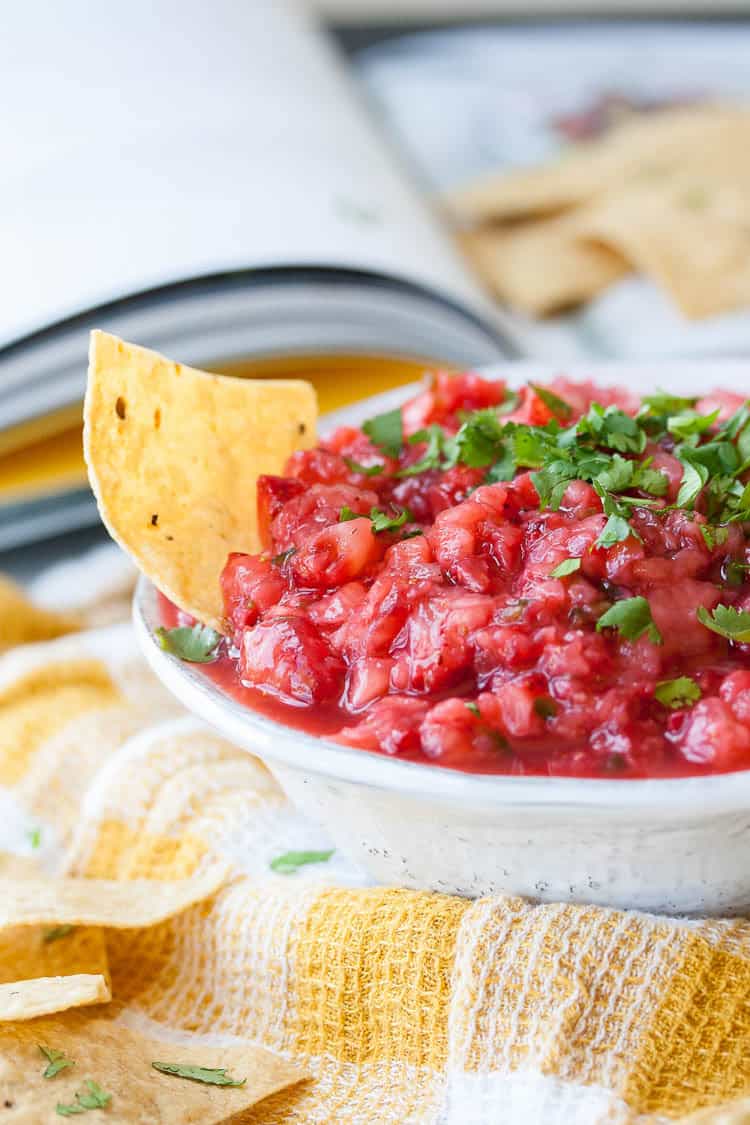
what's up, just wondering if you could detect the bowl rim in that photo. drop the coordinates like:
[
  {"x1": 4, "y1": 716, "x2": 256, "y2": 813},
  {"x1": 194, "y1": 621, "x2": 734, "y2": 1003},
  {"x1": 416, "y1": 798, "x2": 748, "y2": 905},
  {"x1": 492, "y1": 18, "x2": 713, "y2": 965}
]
[{"x1": 133, "y1": 360, "x2": 750, "y2": 814}]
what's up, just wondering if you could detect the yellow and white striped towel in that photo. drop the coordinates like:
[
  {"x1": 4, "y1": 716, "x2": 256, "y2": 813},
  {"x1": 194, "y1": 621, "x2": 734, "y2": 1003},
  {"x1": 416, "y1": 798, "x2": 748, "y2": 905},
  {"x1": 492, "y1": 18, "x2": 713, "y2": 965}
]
[{"x1": 2, "y1": 545, "x2": 750, "y2": 1124}]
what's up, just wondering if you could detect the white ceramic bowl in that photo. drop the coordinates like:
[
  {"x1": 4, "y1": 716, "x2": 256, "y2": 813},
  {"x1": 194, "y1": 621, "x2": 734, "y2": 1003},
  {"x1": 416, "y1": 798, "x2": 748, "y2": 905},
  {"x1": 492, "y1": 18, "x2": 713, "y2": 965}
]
[{"x1": 134, "y1": 362, "x2": 750, "y2": 916}]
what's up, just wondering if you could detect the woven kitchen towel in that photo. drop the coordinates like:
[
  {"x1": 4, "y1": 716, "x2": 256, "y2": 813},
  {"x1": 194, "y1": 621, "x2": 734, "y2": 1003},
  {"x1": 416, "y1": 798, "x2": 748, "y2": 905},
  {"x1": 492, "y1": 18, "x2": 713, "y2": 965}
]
[{"x1": 2, "y1": 545, "x2": 750, "y2": 1125}]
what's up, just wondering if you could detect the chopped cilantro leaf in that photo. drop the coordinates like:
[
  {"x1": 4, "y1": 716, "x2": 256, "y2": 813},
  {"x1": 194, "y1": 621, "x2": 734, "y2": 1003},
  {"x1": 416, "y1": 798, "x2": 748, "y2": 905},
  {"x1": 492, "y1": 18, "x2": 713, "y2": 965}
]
[
  {"x1": 370, "y1": 507, "x2": 410, "y2": 533},
  {"x1": 362, "y1": 406, "x2": 403, "y2": 457},
  {"x1": 464, "y1": 701, "x2": 481, "y2": 718},
  {"x1": 578, "y1": 404, "x2": 646, "y2": 454},
  {"x1": 654, "y1": 677, "x2": 701, "y2": 709},
  {"x1": 341, "y1": 505, "x2": 410, "y2": 532},
  {"x1": 667, "y1": 409, "x2": 719, "y2": 440},
  {"x1": 270, "y1": 849, "x2": 335, "y2": 874},
  {"x1": 641, "y1": 389, "x2": 698, "y2": 416},
  {"x1": 39, "y1": 1045, "x2": 74, "y2": 1079},
  {"x1": 594, "y1": 454, "x2": 633, "y2": 493},
  {"x1": 56, "y1": 1080, "x2": 111, "y2": 1116},
  {"x1": 596, "y1": 597, "x2": 662, "y2": 644},
  {"x1": 445, "y1": 409, "x2": 506, "y2": 469},
  {"x1": 717, "y1": 401, "x2": 750, "y2": 441},
  {"x1": 399, "y1": 425, "x2": 446, "y2": 476},
  {"x1": 595, "y1": 514, "x2": 635, "y2": 549},
  {"x1": 635, "y1": 464, "x2": 669, "y2": 496},
  {"x1": 152, "y1": 1062, "x2": 246, "y2": 1087},
  {"x1": 529, "y1": 384, "x2": 572, "y2": 419},
  {"x1": 344, "y1": 457, "x2": 385, "y2": 477},
  {"x1": 697, "y1": 604, "x2": 750, "y2": 643},
  {"x1": 676, "y1": 453, "x2": 709, "y2": 508},
  {"x1": 155, "y1": 624, "x2": 221, "y2": 664},
  {"x1": 550, "y1": 557, "x2": 581, "y2": 578},
  {"x1": 28, "y1": 826, "x2": 41, "y2": 849}
]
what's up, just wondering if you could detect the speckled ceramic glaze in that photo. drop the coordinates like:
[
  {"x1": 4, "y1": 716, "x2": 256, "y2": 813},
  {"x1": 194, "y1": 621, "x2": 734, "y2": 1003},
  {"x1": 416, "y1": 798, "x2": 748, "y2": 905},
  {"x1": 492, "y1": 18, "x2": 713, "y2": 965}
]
[{"x1": 133, "y1": 362, "x2": 750, "y2": 915}]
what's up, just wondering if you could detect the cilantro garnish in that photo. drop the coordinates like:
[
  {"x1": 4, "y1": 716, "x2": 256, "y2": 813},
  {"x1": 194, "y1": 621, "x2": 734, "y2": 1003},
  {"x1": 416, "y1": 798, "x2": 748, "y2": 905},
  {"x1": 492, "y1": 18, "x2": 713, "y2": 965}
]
[
  {"x1": 56, "y1": 1080, "x2": 111, "y2": 1115},
  {"x1": 370, "y1": 507, "x2": 410, "y2": 533},
  {"x1": 699, "y1": 524, "x2": 729, "y2": 552},
  {"x1": 641, "y1": 389, "x2": 698, "y2": 416},
  {"x1": 596, "y1": 514, "x2": 635, "y2": 549},
  {"x1": 399, "y1": 425, "x2": 446, "y2": 476},
  {"x1": 152, "y1": 1062, "x2": 246, "y2": 1087},
  {"x1": 43, "y1": 925, "x2": 74, "y2": 944},
  {"x1": 340, "y1": 506, "x2": 410, "y2": 533},
  {"x1": 155, "y1": 624, "x2": 221, "y2": 664},
  {"x1": 676, "y1": 452, "x2": 709, "y2": 508},
  {"x1": 529, "y1": 384, "x2": 572, "y2": 419},
  {"x1": 39, "y1": 1045, "x2": 74, "y2": 1079},
  {"x1": 28, "y1": 826, "x2": 42, "y2": 849},
  {"x1": 362, "y1": 406, "x2": 403, "y2": 457},
  {"x1": 550, "y1": 557, "x2": 581, "y2": 578},
  {"x1": 445, "y1": 409, "x2": 507, "y2": 469},
  {"x1": 667, "y1": 409, "x2": 719, "y2": 440},
  {"x1": 576, "y1": 403, "x2": 646, "y2": 454},
  {"x1": 464, "y1": 701, "x2": 481, "y2": 718},
  {"x1": 270, "y1": 849, "x2": 335, "y2": 874},
  {"x1": 654, "y1": 677, "x2": 701, "y2": 709},
  {"x1": 343, "y1": 457, "x2": 385, "y2": 477},
  {"x1": 596, "y1": 597, "x2": 662, "y2": 644},
  {"x1": 697, "y1": 604, "x2": 750, "y2": 643}
]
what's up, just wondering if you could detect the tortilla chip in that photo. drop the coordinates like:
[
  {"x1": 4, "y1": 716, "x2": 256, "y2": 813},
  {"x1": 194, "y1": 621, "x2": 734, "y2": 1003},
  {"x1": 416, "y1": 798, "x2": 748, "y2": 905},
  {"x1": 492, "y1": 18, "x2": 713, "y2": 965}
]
[
  {"x1": 0, "y1": 576, "x2": 79, "y2": 652},
  {"x1": 0, "y1": 1011, "x2": 306, "y2": 1122},
  {"x1": 84, "y1": 332, "x2": 317, "y2": 631},
  {"x1": 577, "y1": 162, "x2": 750, "y2": 319},
  {"x1": 446, "y1": 105, "x2": 750, "y2": 224},
  {"x1": 0, "y1": 865, "x2": 227, "y2": 929},
  {"x1": 0, "y1": 924, "x2": 108, "y2": 986},
  {"x1": 459, "y1": 215, "x2": 628, "y2": 315},
  {"x1": 679, "y1": 1097, "x2": 750, "y2": 1123},
  {"x1": 0, "y1": 974, "x2": 110, "y2": 1021}
]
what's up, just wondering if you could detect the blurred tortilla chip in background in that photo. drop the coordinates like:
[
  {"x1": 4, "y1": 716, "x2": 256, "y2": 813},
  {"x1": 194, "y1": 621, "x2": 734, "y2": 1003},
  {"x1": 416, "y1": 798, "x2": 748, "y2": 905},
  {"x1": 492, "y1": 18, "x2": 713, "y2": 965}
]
[
  {"x1": 448, "y1": 103, "x2": 750, "y2": 320},
  {"x1": 459, "y1": 213, "x2": 629, "y2": 316}
]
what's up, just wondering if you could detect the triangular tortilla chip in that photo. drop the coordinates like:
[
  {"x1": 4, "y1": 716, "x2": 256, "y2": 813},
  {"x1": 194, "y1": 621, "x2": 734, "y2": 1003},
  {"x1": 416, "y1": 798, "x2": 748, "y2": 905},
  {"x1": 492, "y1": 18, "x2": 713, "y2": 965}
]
[{"x1": 84, "y1": 332, "x2": 317, "y2": 631}]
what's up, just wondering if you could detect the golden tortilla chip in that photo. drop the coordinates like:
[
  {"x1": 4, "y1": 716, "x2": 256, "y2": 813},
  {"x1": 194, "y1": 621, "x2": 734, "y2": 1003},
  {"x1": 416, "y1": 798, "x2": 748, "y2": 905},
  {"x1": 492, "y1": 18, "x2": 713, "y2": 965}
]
[
  {"x1": 0, "y1": 1011, "x2": 306, "y2": 1122},
  {"x1": 0, "y1": 924, "x2": 108, "y2": 986},
  {"x1": 0, "y1": 974, "x2": 110, "y2": 1021},
  {"x1": 84, "y1": 332, "x2": 317, "y2": 631},
  {"x1": 0, "y1": 576, "x2": 79, "y2": 652},
  {"x1": 0, "y1": 864, "x2": 227, "y2": 929},
  {"x1": 446, "y1": 105, "x2": 750, "y2": 224},
  {"x1": 679, "y1": 1096, "x2": 750, "y2": 1123},
  {"x1": 459, "y1": 214, "x2": 628, "y2": 315},
  {"x1": 577, "y1": 163, "x2": 750, "y2": 319}
]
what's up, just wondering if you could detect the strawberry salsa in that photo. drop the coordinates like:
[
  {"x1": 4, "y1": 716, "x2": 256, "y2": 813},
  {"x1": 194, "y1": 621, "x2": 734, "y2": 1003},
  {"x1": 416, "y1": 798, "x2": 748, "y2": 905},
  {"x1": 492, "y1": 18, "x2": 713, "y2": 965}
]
[{"x1": 196, "y1": 372, "x2": 750, "y2": 777}]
